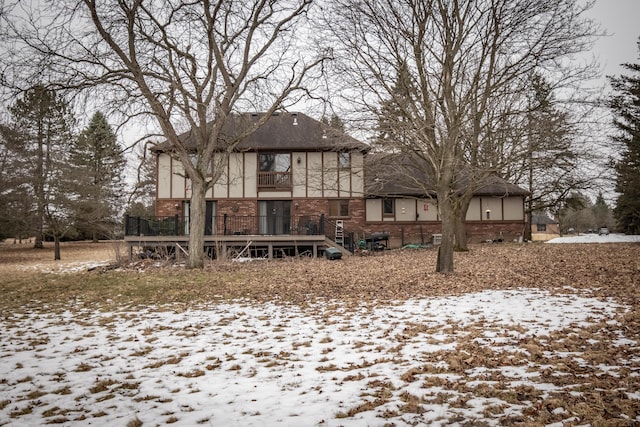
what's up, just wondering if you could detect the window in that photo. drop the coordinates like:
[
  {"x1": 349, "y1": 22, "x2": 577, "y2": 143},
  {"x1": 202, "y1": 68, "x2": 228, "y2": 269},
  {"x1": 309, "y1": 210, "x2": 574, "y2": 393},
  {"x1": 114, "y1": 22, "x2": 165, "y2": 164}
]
[
  {"x1": 329, "y1": 199, "x2": 350, "y2": 217},
  {"x1": 383, "y1": 198, "x2": 394, "y2": 216},
  {"x1": 259, "y1": 153, "x2": 291, "y2": 172},
  {"x1": 258, "y1": 153, "x2": 292, "y2": 189},
  {"x1": 537, "y1": 223, "x2": 547, "y2": 232},
  {"x1": 338, "y1": 152, "x2": 351, "y2": 169}
]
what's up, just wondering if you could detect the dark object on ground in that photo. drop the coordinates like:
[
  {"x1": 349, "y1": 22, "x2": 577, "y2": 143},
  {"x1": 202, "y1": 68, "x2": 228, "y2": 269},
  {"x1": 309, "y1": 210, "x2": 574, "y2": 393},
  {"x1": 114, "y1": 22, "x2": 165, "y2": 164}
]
[{"x1": 324, "y1": 247, "x2": 342, "y2": 260}]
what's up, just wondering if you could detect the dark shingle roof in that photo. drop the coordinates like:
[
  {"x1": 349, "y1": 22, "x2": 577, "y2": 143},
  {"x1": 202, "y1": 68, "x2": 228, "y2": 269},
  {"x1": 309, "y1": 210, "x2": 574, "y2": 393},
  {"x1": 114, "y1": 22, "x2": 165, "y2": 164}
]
[
  {"x1": 152, "y1": 112, "x2": 369, "y2": 153},
  {"x1": 365, "y1": 152, "x2": 528, "y2": 198}
]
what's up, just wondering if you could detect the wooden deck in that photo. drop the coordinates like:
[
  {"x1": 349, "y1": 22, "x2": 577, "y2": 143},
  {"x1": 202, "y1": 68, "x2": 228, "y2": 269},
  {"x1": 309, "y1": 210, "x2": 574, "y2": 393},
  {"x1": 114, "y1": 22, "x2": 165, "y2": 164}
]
[{"x1": 124, "y1": 234, "x2": 348, "y2": 260}]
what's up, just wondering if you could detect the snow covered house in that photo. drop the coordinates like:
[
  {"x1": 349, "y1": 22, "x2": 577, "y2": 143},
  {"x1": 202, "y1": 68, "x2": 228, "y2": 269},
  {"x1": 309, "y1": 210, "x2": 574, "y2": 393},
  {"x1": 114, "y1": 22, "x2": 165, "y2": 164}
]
[{"x1": 124, "y1": 112, "x2": 528, "y2": 257}]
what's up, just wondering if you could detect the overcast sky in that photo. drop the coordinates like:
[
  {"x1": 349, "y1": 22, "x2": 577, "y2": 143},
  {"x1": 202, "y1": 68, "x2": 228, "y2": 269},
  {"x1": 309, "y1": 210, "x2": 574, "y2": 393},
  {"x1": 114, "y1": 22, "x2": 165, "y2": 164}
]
[{"x1": 587, "y1": 0, "x2": 640, "y2": 83}]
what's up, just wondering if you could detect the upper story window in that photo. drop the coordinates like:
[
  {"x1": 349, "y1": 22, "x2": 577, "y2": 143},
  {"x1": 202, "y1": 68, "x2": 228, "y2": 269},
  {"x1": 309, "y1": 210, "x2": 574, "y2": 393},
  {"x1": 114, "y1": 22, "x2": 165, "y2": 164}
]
[
  {"x1": 258, "y1": 152, "x2": 292, "y2": 190},
  {"x1": 338, "y1": 152, "x2": 351, "y2": 169},
  {"x1": 383, "y1": 198, "x2": 394, "y2": 216},
  {"x1": 259, "y1": 153, "x2": 291, "y2": 172}
]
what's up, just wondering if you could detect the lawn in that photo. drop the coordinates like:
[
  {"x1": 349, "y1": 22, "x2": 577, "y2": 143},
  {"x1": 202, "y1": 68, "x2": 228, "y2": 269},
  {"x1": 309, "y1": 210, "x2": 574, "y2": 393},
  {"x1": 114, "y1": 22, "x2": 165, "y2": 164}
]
[{"x1": 0, "y1": 240, "x2": 638, "y2": 426}]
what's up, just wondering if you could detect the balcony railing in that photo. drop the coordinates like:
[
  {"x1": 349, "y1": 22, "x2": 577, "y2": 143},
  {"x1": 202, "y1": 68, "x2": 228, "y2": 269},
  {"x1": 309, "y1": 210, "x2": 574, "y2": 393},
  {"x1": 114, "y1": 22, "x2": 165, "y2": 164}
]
[{"x1": 257, "y1": 171, "x2": 292, "y2": 190}]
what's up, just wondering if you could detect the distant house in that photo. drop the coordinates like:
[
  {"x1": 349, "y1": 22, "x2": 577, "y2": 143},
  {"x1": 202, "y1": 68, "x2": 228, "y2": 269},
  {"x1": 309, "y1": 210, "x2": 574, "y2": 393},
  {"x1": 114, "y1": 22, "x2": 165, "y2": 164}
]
[
  {"x1": 531, "y1": 213, "x2": 560, "y2": 241},
  {"x1": 124, "y1": 112, "x2": 528, "y2": 257}
]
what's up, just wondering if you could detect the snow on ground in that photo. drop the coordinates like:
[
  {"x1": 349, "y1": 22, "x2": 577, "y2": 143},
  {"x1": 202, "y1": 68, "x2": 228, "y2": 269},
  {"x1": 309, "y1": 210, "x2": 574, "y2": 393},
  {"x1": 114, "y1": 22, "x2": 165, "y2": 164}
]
[
  {"x1": 0, "y1": 289, "x2": 636, "y2": 426},
  {"x1": 546, "y1": 233, "x2": 640, "y2": 244}
]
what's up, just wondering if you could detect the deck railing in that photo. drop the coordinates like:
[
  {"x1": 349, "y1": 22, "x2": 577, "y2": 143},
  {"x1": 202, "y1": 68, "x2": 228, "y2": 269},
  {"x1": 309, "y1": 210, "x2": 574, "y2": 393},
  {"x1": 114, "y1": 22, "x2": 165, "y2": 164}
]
[
  {"x1": 124, "y1": 213, "x2": 357, "y2": 253},
  {"x1": 124, "y1": 214, "x2": 326, "y2": 237}
]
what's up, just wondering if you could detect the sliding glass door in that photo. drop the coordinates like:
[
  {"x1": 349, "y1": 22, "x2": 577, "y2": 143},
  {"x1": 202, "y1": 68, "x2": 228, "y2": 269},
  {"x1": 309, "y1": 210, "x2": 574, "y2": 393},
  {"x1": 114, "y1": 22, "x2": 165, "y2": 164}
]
[{"x1": 258, "y1": 200, "x2": 291, "y2": 235}]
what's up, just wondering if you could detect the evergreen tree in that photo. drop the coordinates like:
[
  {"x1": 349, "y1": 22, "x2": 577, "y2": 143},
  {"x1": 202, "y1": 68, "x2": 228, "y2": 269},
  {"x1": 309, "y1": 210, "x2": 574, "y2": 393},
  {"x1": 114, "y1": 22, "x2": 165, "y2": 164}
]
[
  {"x1": 8, "y1": 85, "x2": 76, "y2": 250},
  {"x1": 70, "y1": 111, "x2": 126, "y2": 242},
  {"x1": 592, "y1": 192, "x2": 612, "y2": 229},
  {"x1": 321, "y1": 114, "x2": 345, "y2": 132},
  {"x1": 609, "y1": 38, "x2": 640, "y2": 235},
  {"x1": 373, "y1": 60, "x2": 417, "y2": 152},
  {"x1": 0, "y1": 123, "x2": 35, "y2": 241},
  {"x1": 521, "y1": 74, "x2": 578, "y2": 240}
]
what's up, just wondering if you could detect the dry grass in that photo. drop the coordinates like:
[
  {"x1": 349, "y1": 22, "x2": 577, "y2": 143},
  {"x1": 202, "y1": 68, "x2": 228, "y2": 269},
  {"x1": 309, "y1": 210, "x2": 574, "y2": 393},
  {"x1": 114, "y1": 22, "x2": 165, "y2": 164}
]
[
  {"x1": 0, "y1": 240, "x2": 123, "y2": 274},
  {"x1": 1, "y1": 240, "x2": 639, "y2": 311}
]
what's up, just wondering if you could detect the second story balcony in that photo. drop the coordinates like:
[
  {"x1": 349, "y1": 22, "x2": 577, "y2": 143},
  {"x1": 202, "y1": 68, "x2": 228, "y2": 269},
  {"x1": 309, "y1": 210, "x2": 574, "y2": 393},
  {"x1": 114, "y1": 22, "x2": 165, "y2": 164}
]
[{"x1": 257, "y1": 171, "x2": 292, "y2": 190}]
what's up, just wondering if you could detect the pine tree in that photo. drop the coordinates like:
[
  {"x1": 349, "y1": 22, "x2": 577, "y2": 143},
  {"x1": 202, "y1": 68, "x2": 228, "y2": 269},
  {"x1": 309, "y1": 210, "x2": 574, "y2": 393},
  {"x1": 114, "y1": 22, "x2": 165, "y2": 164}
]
[
  {"x1": 592, "y1": 192, "x2": 612, "y2": 229},
  {"x1": 321, "y1": 114, "x2": 345, "y2": 132},
  {"x1": 373, "y1": 60, "x2": 417, "y2": 152},
  {"x1": 609, "y1": 38, "x2": 640, "y2": 235},
  {"x1": 8, "y1": 85, "x2": 76, "y2": 250},
  {"x1": 70, "y1": 111, "x2": 126, "y2": 242}
]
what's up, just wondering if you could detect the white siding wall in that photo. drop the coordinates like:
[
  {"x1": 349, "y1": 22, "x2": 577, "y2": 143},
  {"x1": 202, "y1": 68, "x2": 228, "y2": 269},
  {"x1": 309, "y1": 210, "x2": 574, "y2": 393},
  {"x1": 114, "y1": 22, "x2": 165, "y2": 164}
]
[
  {"x1": 366, "y1": 199, "x2": 382, "y2": 221},
  {"x1": 503, "y1": 197, "x2": 524, "y2": 220},
  {"x1": 244, "y1": 153, "x2": 258, "y2": 198},
  {"x1": 307, "y1": 152, "x2": 323, "y2": 197},
  {"x1": 212, "y1": 153, "x2": 227, "y2": 198},
  {"x1": 466, "y1": 198, "x2": 481, "y2": 220},
  {"x1": 338, "y1": 168, "x2": 351, "y2": 196},
  {"x1": 482, "y1": 197, "x2": 503, "y2": 220},
  {"x1": 228, "y1": 153, "x2": 244, "y2": 198},
  {"x1": 351, "y1": 153, "x2": 364, "y2": 196},
  {"x1": 366, "y1": 196, "x2": 524, "y2": 223},
  {"x1": 292, "y1": 152, "x2": 307, "y2": 198},
  {"x1": 323, "y1": 152, "x2": 338, "y2": 197},
  {"x1": 417, "y1": 199, "x2": 438, "y2": 221},
  {"x1": 395, "y1": 199, "x2": 416, "y2": 221},
  {"x1": 157, "y1": 154, "x2": 172, "y2": 198},
  {"x1": 170, "y1": 159, "x2": 186, "y2": 199}
]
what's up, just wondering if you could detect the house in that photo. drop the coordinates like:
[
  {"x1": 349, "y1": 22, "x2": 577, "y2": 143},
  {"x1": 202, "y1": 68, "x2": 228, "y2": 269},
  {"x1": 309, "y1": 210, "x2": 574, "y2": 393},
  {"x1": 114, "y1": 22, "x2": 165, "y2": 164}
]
[
  {"x1": 124, "y1": 112, "x2": 528, "y2": 257},
  {"x1": 531, "y1": 213, "x2": 560, "y2": 241},
  {"x1": 363, "y1": 153, "x2": 529, "y2": 247}
]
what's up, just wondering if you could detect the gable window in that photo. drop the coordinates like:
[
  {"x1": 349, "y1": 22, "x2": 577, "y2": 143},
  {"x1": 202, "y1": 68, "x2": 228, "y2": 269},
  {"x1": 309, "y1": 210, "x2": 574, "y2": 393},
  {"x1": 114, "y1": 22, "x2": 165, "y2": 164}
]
[
  {"x1": 338, "y1": 152, "x2": 351, "y2": 169},
  {"x1": 383, "y1": 198, "x2": 394, "y2": 216},
  {"x1": 258, "y1": 152, "x2": 291, "y2": 189},
  {"x1": 329, "y1": 199, "x2": 350, "y2": 217}
]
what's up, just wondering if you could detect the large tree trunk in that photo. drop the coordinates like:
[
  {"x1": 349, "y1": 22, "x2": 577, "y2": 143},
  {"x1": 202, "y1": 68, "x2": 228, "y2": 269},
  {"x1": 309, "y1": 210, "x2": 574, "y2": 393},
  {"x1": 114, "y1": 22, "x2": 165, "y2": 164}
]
[
  {"x1": 436, "y1": 194, "x2": 456, "y2": 273},
  {"x1": 187, "y1": 178, "x2": 207, "y2": 269},
  {"x1": 453, "y1": 196, "x2": 472, "y2": 252},
  {"x1": 453, "y1": 214, "x2": 467, "y2": 252}
]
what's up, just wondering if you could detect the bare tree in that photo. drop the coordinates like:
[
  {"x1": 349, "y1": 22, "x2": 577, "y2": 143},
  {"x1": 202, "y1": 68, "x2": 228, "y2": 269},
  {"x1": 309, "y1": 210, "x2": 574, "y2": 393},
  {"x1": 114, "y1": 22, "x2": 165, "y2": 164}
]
[
  {"x1": 325, "y1": 0, "x2": 599, "y2": 272},
  {"x1": 2, "y1": 0, "x2": 328, "y2": 268}
]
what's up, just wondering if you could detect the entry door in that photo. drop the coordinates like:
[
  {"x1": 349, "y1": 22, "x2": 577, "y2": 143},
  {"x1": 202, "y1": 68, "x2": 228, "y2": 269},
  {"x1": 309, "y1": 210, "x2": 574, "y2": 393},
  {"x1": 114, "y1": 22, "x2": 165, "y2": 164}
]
[{"x1": 258, "y1": 200, "x2": 291, "y2": 235}]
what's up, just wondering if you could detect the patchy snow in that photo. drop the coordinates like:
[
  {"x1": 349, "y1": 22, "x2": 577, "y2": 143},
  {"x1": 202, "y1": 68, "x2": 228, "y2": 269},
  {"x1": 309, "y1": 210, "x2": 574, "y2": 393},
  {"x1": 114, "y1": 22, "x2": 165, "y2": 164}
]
[
  {"x1": 0, "y1": 289, "x2": 636, "y2": 426},
  {"x1": 546, "y1": 233, "x2": 640, "y2": 244}
]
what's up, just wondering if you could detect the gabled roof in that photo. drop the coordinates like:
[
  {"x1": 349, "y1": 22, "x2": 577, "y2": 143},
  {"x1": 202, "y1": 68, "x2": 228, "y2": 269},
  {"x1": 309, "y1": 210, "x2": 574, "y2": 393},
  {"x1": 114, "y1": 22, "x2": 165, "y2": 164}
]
[
  {"x1": 152, "y1": 112, "x2": 369, "y2": 153},
  {"x1": 365, "y1": 152, "x2": 529, "y2": 198}
]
